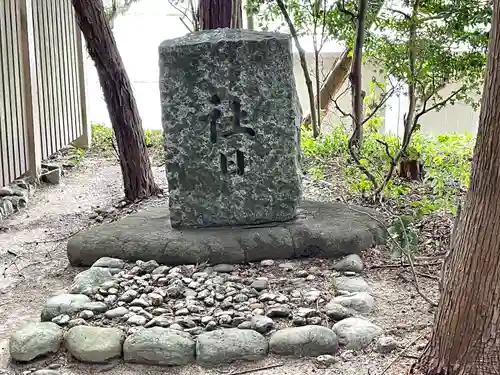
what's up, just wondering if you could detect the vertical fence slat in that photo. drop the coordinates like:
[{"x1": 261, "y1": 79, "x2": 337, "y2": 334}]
[
  {"x1": 62, "y1": 0, "x2": 76, "y2": 142},
  {"x1": 36, "y1": 0, "x2": 50, "y2": 160},
  {"x1": 49, "y1": 0, "x2": 63, "y2": 151},
  {"x1": 6, "y1": 0, "x2": 21, "y2": 179},
  {"x1": 75, "y1": 16, "x2": 87, "y2": 142},
  {"x1": 0, "y1": 2, "x2": 9, "y2": 187},
  {"x1": 58, "y1": 0, "x2": 70, "y2": 145},
  {"x1": 12, "y1": 0, "x2": 28, "y2": 176},
  {"x1": 41, "y1": 0, "x2": 56, "y2": 158},
  {"x1": 15, "y1": 0, "x2": 30, "y2": 175},
  {"x1": 68, "y1": 6, "x2": 81, "y2": 139},
  {"x1": 20, "y1": 0, "x2": 41, "y2": 178},
  {"x1": 44, "y1": 0, "x2": 58, "y2": 155},
  {"x1": 1, "y1": 1, "x2": 16, "y2": 183}
]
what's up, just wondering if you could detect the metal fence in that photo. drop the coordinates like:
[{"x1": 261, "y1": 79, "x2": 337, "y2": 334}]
[{"x1": 0, "y1": 0, "x2": 88, "y2": 188}]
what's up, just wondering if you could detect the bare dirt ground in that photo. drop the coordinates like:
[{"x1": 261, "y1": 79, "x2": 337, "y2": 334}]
[{"x1": 0, "y1": 156, "x2": 441, "y2": 375}]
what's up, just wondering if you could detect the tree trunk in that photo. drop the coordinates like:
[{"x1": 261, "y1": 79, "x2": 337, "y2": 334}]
[
  {"x1": 276, "y1": 0, "x2": 319, "y2": 138},
  {"x1": 303, "y1": 49, "x2": 351, "y2": 124},
  {"x1": 349, "y1": 0, "x2": 368, "y2": 151},
  {"x1": 72, "y1": 0, "x2": 161, "y2": 201},
  {"x1": 302, "y1": 0, "x2": 386, "y2": 124},
  {"x1": 198, "y1": 0, "x2": 243, "y2": 29},
  {"x1": 417, "y1": 1, "x2": 500, "y2": 373}
]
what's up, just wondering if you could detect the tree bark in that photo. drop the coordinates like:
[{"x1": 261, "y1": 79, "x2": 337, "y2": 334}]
[
  {"x1": 276, "y1": 0, "x2": 319, "y2": 138},
  {"x1": 198, "y1": 0, "x2": 243, "y2": 29},
  {"x1": 72, "y1": 0, "x2": 161, "y2": 201},
  {"x1": 417, "y1": 1, "x2": 500, "y2": 373},
  {"x1": 303, "y1": 49, "x2": 352, "y2": 124},
  {"x1": 349, "y1": 0, "x2": 368, "y2": 150}
]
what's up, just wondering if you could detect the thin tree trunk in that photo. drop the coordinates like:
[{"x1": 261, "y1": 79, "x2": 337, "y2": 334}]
[
  {"x1": 198, "y1": 0, "x2": 243, "y2": 29},
  {"x1": 417, "y1": 1, "x2": 500, "y2": 373},
  {"x1": 276, "y1": 0, "x2": 319, "y2": 138},
  {"x1": 349, "y1": 0, "x2": 368, "y2": 150},
  {"x1": 246, "y1": 0, "x2": 254, "y2": 30},
  {"x1": 303, "y1": 49, "x2": 352, "y2": 124},
  {"x1": 72, "y1": 0, "x2": 161, "y2": 201},
  {"x1": 302, "y1": 0, "x2": 386, "y2": 124}
]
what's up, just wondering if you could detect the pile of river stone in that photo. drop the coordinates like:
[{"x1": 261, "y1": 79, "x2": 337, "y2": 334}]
[{"x1": 9, "y1": 255, "x2": 399, "y2": 370}]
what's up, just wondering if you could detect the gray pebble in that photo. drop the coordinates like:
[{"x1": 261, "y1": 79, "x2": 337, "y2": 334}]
[
  {"x1": 250, "y1": 280, "x2": 268, "y2": 291},
  {"x1": 266, "y1": 306, "x2": 291, "y2": 318},
  {"x1": 79, "y1": 310, "x2": 94, "y2": 320},
  {"x1": 251, "y1": 315, "x2": 275, "y2": 334},
  {"x1": 52, "y1": 314, "x2": 70, "y2": 325},
  {"x1": 127, "y1": 314, "x2": 147, "y2": 326},
  {"x1": 105, "y1": 306, "x2": 129, "y2": 319},
  {"x1": 260, "y1": 259, "x2": 275, "y2": 266},
  {"x1": 213, "y1": 264, "x2": 235, "y2": 273}
]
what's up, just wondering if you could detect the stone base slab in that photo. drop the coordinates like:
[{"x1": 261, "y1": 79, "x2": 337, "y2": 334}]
[{"x1": 67, "y1": 200, "x2": 386, "y2": 267}]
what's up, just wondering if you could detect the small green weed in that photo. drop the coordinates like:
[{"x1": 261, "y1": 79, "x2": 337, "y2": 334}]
[
  {"x1": 90, "y1": 124, "x2": 165, "y2": 162},
  {"x1": 301, "y1": 122, "x2": 474, "y2": 216}
]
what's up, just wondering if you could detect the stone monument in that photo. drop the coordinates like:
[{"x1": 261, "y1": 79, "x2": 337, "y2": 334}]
[
  {"x1": 158, "y1": 29, "x2": 302, "y2": 228},
  {"x1": 65, "y1": 30, "x2": 385, "y2": 267}
]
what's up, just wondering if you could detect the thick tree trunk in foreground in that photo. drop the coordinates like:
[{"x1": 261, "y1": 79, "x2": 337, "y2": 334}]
[
  {"x1": 417, "y1": 1, "x2": 500, "y2": 373},
  {"x1": 72, "y1": 0, "x2": 161, "y2": 201},
  {"x1": 198, "y1": 0, "x2": 243, "y2": 29}
]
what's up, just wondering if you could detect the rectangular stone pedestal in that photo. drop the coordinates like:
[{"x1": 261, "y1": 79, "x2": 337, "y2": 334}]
[{"x1": 159, "y1": 29, "x2": 302, "y2": 228}]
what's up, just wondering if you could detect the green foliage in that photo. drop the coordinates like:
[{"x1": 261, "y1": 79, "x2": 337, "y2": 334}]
[
  {"x1": 301, "y1": 122, "x2": 474, "y2": 215},
  {"x1": 388, "y1": 214, "x2": 420, "y2": 258},
  {"x1": 90, "y1": 124, "x2": 164, "y2": 161},
  {"x1": 90, "y1": 124, "x2": 115, "y2": 153},
  {"x1": 103, "y1": 0, "x2": 142, "y2": 23},
  {"x1": 365, "y1": 0, "x2": 488, "y2": 110},
  {"x1": 67, "y1": 146, "x2": 86, "y2": 165},
  {"x1": 252, "y1": 0, "x2": 489, "y2": 113}
]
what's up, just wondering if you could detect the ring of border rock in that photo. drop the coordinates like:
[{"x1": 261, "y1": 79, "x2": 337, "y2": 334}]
[{"x1": 67, "y1": 200, "x2": 387, "y2": 267}]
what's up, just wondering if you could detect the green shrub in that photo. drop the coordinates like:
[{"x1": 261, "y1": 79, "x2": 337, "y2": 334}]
[
  {"x1": 301, "y1": 122, "x2": 474, "y2": 215},
  {"x1": 90, "y1": 124, "x2": 164, "y2": 161}
]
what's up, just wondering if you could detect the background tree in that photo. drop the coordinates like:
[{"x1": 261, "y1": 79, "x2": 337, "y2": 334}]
[
  {"x1": 73, "y1": 0, "x2": 161, "y2": 200},
  {"x1": 103, "y1": 0, "x2": 141, "y2": 27},
  {"x1": 415, "y1": 1, "x2": 500, "y2": 373},
  {"x1": 198, "y1": 0, "x2": 243, "y2": 28}
]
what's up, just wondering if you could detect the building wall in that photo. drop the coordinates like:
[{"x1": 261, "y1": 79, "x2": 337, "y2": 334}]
[{"x1": 292, "y1": 52, "x2": 387, "y2": 133}]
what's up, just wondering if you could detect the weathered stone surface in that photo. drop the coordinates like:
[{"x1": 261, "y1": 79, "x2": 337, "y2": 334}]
[
  {"x1": 123, "y1": 327, "x2": 195, "y2": 365},
  {"x1": 374, "y1": 335, "x2": 399, "y2": 353},
  {"x1": 41, "y1": 294, "x2": 91, "y2": 321},
  {"x1": 9, "y1": 322, "x2": 63, "y2": 362},
  {"x1": 92, "y1": 257, "x2": 125, "y2": 269},
  {"x1": 333, "y1": 254, "x2": 364, "y2": 273},
  {"x1": 69, "y1": 267, "x2": 113, "y2": 295},
  {"x1": 196, "y1": 328, "x2": 268, "y2": 365},
  {"x1": 332, "y1": 317, "x2": 383, "y2": 350},
  {"x1": 269, "y1": 326, "x2": 339, "y2": 357},
  {"x1": 42, "y1": 166, "x2": 61, "y2": 185},
  {"x1": 64, "y1": 326, "x2": 124, "y2": 363},
  {"x1": 31, "y1": 370, "x2": 61, "y2": 375},
  {"x1": 335, "y1": 277, "x2": 371, "y2": 293},
  {"x1": 329, "y1": 292, "x2": 375, "y2": 314},
  {"x1": 159, "y1": 29, "x2": 302, "y2": 228},
  {"x1": 250, "y1": 315, "x2": 275, "y2": 334},
  {"x1": 67, "y1": 201, "x2": 385, "y2": 266},
  {"x1": 324, "y1": 302, "x2": 352, "y2": 321}
]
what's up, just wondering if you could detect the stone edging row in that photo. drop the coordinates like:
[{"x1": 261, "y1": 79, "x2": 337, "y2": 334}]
[
  {"x1": 0, "y1": 163, "x2": 63, "y2": 224},
  {"x1": 11, "y1": 323, "x2": 365, "y2": 367}
]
